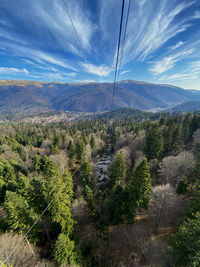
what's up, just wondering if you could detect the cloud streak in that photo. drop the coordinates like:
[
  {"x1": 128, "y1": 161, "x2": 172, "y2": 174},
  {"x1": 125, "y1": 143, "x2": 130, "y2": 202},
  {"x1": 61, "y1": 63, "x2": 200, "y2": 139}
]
[{"x1": 81, "y1": 63, "x2": 112, "y2": 77}]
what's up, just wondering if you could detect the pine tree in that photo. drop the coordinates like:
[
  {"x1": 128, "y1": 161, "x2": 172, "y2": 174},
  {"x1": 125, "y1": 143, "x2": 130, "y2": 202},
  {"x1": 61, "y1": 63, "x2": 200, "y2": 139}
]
[
  {"x1": 80, "y1": 160, "x2": 93, "y2": 188},
  {"x1": 82, "y1": 132, "x2": 88, "y2": 145},
  {"x1": 130, "y1": 158, "x2": 152, "y2": 209},
  {"x1": 68, "y1": 140, "x2": 76, "y2": 168},
  {"x1": 76, "y1": 138, "x2": 85, "y2": 161},
  {"x1": 53, "y1": 233, "x2": 78, "y2": 266},
  {"x1": 3, "y1": 191, "x2": 39, "y2": 241},
  {"x1": 182, "y1": 113, "x2": 192, "y2": 143},
  {"x1": 171, "y1": 212, "x2": 200, "y2": 267},
  {"x1": 145, "y1": 125, "x2": 163, "y2": 160},
  {"x1": 110, "y1": 151, "x2": 127, "y2": 187},
  {"x1": 90, "y1": 135, "x2": 96, "y2": 149}
]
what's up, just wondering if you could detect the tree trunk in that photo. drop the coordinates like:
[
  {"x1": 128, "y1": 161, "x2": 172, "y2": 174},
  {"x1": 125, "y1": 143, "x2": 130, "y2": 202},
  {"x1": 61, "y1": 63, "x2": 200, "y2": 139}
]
[{"x1": 43, "y1": 221, "x2": 53, "y2": 248}]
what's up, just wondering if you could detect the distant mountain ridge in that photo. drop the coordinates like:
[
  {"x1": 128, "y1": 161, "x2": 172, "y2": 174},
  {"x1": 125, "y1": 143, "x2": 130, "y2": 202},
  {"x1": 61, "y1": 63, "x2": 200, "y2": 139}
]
[{"x1": 0, "y1": 79, "x2": 200, "y2": 114}]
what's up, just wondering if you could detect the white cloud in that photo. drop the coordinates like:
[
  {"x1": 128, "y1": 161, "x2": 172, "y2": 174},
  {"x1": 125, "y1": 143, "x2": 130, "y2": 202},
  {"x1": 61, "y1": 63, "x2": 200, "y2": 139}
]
[
  {"x1": 150, "y1": 49, "x2": 194, "y2": 75},
  {"x1": 121, "y1": 0, "x2": 196, "y2": 63},
  {"x1": 34, "y1": 51, "x2": 77, "y2": 71},
  {"x1": 23, "y1": 68, "x2": 29, "y2": 75},
  {"x1": 0, "y1": 67, "x2": 28, "y2": 76},
  {"x1": 30, "y1": 0, "x2": 96, "y2": 52},
  {"x1": 169, "y1": 41, "x2": 185, "y2": 51},
  {"x1": 193, "y1": 11, "x2": 200, "y2": 19},
  {"x1": 120, "y1": 70, "x2": 132, "y2": 75},
  {"x1": 159, "y1": 73, "x2": 198, "y2": 81},
  {"x1": 81, "y1": 63, "x2": 112, "y2": 77}
]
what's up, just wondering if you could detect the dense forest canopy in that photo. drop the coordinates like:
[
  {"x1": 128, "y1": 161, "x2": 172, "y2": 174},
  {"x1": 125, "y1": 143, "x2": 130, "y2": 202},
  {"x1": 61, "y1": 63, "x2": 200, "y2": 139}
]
[{"x1": 0, "y1": 109, "x2": 200, "y2": 266}]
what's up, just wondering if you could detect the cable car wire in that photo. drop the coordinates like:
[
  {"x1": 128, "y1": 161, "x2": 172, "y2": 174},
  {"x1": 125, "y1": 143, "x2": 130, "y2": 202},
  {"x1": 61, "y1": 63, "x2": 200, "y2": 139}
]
[{"x1": 111, "y1": 0, "x2": 125, "y2": 111}]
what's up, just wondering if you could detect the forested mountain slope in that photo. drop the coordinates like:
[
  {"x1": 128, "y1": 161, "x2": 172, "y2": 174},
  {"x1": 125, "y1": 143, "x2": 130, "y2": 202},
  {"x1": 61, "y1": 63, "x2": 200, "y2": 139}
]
[
  {"x1": 0, "y1": 79, "x2": 200, "y2": 114},
  {"x1": 0, "y1": 111, "x2": 200, "y2": 265}
]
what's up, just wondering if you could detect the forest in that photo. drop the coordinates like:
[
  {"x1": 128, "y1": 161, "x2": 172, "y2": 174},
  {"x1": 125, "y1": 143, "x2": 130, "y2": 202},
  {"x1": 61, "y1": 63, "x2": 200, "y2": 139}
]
[{"x1": 0, "y1": 109, "x2": 200, "y2": 266}]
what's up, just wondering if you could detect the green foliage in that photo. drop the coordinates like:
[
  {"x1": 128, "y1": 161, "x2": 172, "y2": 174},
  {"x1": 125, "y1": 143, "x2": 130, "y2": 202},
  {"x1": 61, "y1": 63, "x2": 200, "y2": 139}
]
[
  {"x1": 3, "y1": 191, "x2": 39, "y2": 242},
  {"x1": 43, "y1": 164, "x2": 74, "y2": 233},
  {"x1": 83, "y1": 185, "x2": 96, "y2": 212},
  {"x1": 0, "y1": 157, "x2": 15, "y2": 182},
  {"x1": 80, "y1": 160, "x2": 93, "y2": 188},
  {"x1": 176, "y1": 178, "x2": 189, "y2": 195},
  {"x1": 76, "y1": 138, "x2": 85, "y2": 161},
  {"x1": 82, "y1": 132, "x2": 88, "y2": 145},
  {"x1": 145, "y1": 124, "x2": 163, "y2": 160},
  {"x1": 107, "y1": 185, "x2": 126, "y2": 224},
  {"x1": 41, "y1": 155, "x2": 60, "y2": 178},
  {"x1": 90, "y1": 135, "x2": 95, "y2": 149},
  {"x1": 130, "y1": 158, "x2": 152, "y2": 210},
  {"x1": 32, "y1": 155, "x2": 42, "y2": 172},
  {"x1": 53, "y1": 233, "x2": 78, "y2": 266},
  {"x1": 50, "y1": 144, "x2": 60, "y2": 154},
  {"x1": 110, "y1": 151, "x2": 127, "y2": 187},
  {"x1": 171, "y1": 212, "x2": 200, "y2": 267},
  {"x1": 68, "y1": 140, "x2": 76, "y2": 168}
]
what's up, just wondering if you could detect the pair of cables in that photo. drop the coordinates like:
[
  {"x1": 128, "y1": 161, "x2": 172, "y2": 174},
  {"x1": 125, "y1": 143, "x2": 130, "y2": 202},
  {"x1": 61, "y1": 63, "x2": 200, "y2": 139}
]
[{"x1": 111, "y1": 0, "x2": 132, "y2": 110}]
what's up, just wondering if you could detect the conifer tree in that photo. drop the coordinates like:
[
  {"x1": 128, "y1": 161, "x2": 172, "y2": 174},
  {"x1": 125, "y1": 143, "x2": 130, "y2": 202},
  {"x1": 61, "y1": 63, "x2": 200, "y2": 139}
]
[
  {"x1": 130, "y1": 158, "x2": 152, "y2": 209},
  {"x1": 53, "y1": 233, "x2": 78, "y2": 266},
  {"x1": 76, "y1": 138, "x2": 85, "y2": 161},
  {"x1": 90, "y1": 135, "x2": 96, "y2": 149},
  {"x1": 110, "y1": 151, "x2": 127, "y2": 187},
  {"x1": 82, "y1": 132, "x2": 88, "y2": 145},
  {"x1": 80, "y1": 160, "x2": 93, "y2": 188},
  {"x1": 145, "y1": 124, "x2": 163, "y2": 160},
  {"x1": 171, "y1": 212, "x2": 200, "y2": 267},
  {"x1": 3, "y1": 191, "x2": 38, "y2": 241},
  {"x1": 68, "y1": 140, "x2": 76, "y2": 168}
]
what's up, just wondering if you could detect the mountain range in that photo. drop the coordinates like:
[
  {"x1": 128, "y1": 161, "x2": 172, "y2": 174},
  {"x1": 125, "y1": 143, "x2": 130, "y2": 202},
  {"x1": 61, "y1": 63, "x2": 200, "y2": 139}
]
[{"x1": 0, "y1": 79, "x2": 200, "y2": 114}]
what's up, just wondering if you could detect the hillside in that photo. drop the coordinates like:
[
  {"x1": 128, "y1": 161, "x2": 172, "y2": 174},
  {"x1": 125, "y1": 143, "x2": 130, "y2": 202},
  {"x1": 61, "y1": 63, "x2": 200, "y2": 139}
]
[
  {"x1": 0, "y1": 79, "x2": 200, "y2": 114},
  {"x1": 169, "y1": 101, "x2": 200, "y2": 112}
]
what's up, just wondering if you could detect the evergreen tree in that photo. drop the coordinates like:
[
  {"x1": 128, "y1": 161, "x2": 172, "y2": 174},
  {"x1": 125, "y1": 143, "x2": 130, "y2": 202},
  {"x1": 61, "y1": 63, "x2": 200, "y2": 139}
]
[
  {"x1": 82, "y1": 132, "x2": 88, "y2": 145},
  {"x1": 182, "y1": 113, "x2": 192, "y2": 143},
  {"x1": 145, "y1": 125, "x2": 163, "y2": 160},
  {"x1": 90, "y1": 135, "x2": 96, "y2": 149},
  {"x1": 32, "y1": 155, "x2": 42, "y2": 172},
  {"x1": 195, "y1": 143, "x2": 200, "y2": 184},
  {"x1": 80, "y1": 160, "x2": 93, "y2": 188},
  {"x1": 107, "y1": 185, "x2": 125, "y2": 224},
  {"x1": 110, "y1": 151, "x2": 127, "y2": 187},
  {"x1": 84, "y1": 185, "x2": 96, "y2": 212},
  {"x1": 171, "y1": 212, "x2": 200, "y2": 267},
  {"x1": 130, "y1": 158, "x2": 152, "y2": 209},
  {"x1": 53, "y1": 233, "x2": 78, "y2": 266},
  {"x1": 68, "y1": 140, "x2": 76, "y2": 168},
  {"x1": 3, "y1": 191, "x2": 38, "y2": 241},
  {"x1": 76, "y1": 138, "x2": 85, "y2": 161}
]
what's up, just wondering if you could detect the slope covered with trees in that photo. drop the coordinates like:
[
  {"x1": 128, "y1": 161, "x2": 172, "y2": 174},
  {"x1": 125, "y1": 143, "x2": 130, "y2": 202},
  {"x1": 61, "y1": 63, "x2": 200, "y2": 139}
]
[{"x1": 0, "y1": 110, "x2": 200, "y2": 266}]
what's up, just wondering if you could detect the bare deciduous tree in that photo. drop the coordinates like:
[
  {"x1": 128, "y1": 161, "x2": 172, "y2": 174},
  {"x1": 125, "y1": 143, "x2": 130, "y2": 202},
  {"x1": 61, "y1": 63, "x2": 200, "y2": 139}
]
[
  {"x1": 0, "y1": 233, "x2": 40, "y2": 267},
  {"x1": 159, "y1": 151, "x2": 195, "y2": 185},
  {"x1": 49, "y1": 150, "x2": 69, "y2": 174},
  {"x1": 149, "y1": 184, "x2": 181, "y2": 234},
  {"x1": 143, "y1": 236, "x2": 166, "y2": 267}
]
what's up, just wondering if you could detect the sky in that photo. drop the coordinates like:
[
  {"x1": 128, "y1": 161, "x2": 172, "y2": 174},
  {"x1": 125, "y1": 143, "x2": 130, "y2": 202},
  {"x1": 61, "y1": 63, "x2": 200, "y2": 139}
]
[{"x1": 0, "y1": 0, "x2": 200, "y2": 89}]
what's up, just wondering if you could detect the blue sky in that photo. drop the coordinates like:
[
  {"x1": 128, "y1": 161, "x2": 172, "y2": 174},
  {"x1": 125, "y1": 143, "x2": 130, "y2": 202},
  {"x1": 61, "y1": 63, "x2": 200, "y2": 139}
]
[{"x1": 0, "y1": 0, "x2": 200, "y2": 89}]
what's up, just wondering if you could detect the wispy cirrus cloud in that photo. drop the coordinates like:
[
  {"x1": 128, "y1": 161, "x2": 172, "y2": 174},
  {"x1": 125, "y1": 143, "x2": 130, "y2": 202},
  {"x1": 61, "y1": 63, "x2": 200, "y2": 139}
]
[
  {"x1": 150, "y1": 48, "x2": 194, "y2": 75},
  {"x1": 123, "y1": 0, "x2": 196, "y2": 62},
  {"x1": 0, "y1": 67, "x2": 28, "y2": 76},
  {"x1": 159, "y1": 73, "x2": 198, "y2": 81},
  {"x1": 81, "y1": 63, "x2": 112, "y2": 77}
]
